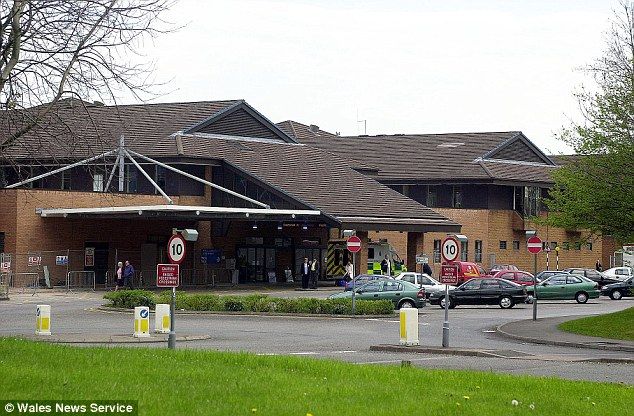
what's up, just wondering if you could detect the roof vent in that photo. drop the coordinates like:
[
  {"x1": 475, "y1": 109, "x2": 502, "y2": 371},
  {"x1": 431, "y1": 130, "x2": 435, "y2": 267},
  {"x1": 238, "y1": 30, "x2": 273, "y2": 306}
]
[
  {"x1": 437, "y1": 142, "x2": 465, "y2": 148},
  {"x1": 309, "y1": 124, "x2": 320, "y2": 133}
]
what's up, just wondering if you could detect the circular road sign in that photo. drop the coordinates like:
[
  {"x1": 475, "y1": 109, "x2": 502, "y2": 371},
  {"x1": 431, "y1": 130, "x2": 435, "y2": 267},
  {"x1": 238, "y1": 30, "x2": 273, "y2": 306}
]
[
  {"x1": 167, "y1": 234, "x2": 186, "y2": 264},
  {"x1": 527, "y1": 236, "x2": 543, "y2": 254},
  {"x1": 347, "y1": 236, "x2": 362, "y2": 253},
  {"x1": 441, "y1": 237, "x2": 460, "y2": 262}
]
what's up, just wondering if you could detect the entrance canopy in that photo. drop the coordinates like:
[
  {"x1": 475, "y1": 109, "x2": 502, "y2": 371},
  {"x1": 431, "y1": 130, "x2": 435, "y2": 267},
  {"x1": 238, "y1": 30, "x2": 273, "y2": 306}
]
[{"x1": 37, "y1": 205, "x2": 321, "y2": 221}]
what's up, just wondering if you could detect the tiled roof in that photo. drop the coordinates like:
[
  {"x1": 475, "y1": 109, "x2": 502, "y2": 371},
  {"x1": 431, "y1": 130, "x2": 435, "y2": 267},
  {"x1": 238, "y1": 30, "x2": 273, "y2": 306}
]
[
  {"x1": 177, "y1": 134, "x2": 459, "y2": 229},
  {"x1": 478, "y1": 160, "x2": 557, "y2": 184},
  {"x1": 276, "y1": 120, "x2": 338, "y2": 141},
  {"x1": 291, "y1": 130, "x2": 557, "y2": 184},
  {"x1": 0, "y1": 99, "x2": 239, "y2": 160}
]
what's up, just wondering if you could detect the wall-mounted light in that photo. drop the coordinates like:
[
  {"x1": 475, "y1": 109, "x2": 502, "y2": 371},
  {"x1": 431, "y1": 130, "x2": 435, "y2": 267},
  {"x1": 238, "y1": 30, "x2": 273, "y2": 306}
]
[
  {"x1": 302, "y1": 224, "x2": 308, "y2": 230},
  {"x1": 252, "y1": 223, "x2": 258, "y2": 230},
  {"x1": 277, "y1": 223, "x2": 283, "y2": 230}
]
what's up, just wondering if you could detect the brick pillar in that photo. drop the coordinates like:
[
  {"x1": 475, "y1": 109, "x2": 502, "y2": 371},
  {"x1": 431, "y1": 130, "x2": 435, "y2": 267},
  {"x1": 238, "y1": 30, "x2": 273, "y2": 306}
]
[
  {"x1": 407, "y1": 232, "x2": 425, "y2": 273},
  {"x1": 355, "y1": 231, "x2": 369, "y2": 276}
]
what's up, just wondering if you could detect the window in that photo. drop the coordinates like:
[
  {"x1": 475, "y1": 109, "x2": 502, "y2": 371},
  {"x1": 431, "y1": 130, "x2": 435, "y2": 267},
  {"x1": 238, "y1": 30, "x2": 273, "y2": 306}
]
[
  {"x1": 359, "y1": 281, "x2": 381, "y2": 293},
  {"x1": 0, "y1": 168, "x2": 6, "y2": 187},
  {"x1": 574, "y1": 242, "x2": 582, "y2": 250},
  {"x1": 125, "y1": 166, "x2": 138, "y2": 193},
  {"x1": 550, "y1": 242, "x2": 558, "y2": 251},
  {"x1": 452, "y1": 186, "x2": 463, "y2": 208},
  {"x1": 155, "y1": 166, "x2": 167, "y2": 193},
  {"x1": 433, "y1": 239, "x2": 441, "y2": 263},
  {"x1": 92, "y1": 173, "x2": 104, "y2": 192},
  {"x1": 586, "y1": 242, "x2": 593, "y2": 251},
  {"x1": 567, "y1": 276, "x2": 583, "y2": 284},
  {"x1": 60, "y1": 170, "x2": 71, "y2": 190},
  {"x1": 512, "y1": 240, "x2": 520, "y2": 250},
  {"x1": 462, "y1": 279, "x2": 481, "y2": 290},
  {"x1": 368, "y1": 248, "x2": 375, "y2": 259},
  {"x1": 382, "y1": 281, "x2": 402, "y2": 292},
  {"x1": 0, "y1": 232, "x2": 4, "y2": 253},
  {"x1": 401, "y1": 274, "x2": 416, "y2": 284},
  {"x1": 499, "y1": 241, "x2": 507, "y2": 250},
  {"x1": 499, "y1": 272, "x2": 515, "y2": 281},
  {"x1": 481, "y1": 279, "x2": 500, "y2": 289},
  {"x1": 427, "y1": 186, "x2": 437, "y2": 208},
  {"x1": 419, "y1": 276, "x2": 433, "y2": 285},
  {"x1": 563, "y1": 242, "x2": 570, "y2": 250},
  {"x1": 474, "y1": 240, "x2": 482, "y2": 263},
  {"x1": 549, "y1": 275, "x2": 567, "y2": 285},
  {"x1": 460, "y1": 241, "x2": 468, "y2": 261}
]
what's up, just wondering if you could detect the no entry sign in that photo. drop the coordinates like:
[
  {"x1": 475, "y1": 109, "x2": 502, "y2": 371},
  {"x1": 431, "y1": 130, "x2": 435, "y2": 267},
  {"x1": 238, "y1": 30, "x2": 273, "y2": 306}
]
[
  {"x1": 157, "y1": 264, "x2": 180, "y2": 287},
  {"x1": 347, "y1": 236, "x2": 362, "y2": 253},
  {"x1": 527, "y1": 236, "x2": 543, "y2": 254}
]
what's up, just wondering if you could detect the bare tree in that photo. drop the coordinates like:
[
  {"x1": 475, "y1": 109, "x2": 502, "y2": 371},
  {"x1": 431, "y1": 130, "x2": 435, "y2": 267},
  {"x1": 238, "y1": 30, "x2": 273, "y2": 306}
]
[{"x1": 0, "y1": 0, "x2": 174, "y2": 155}]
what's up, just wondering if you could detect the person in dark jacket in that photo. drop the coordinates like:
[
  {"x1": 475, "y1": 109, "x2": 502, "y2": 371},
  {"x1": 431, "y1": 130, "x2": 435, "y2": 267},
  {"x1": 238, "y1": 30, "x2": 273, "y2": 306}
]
[
  {"x1": 423, "y1": 262, "x2": 433, "y2": 276},
  {"x1": 595, "y1": 259, "x2": 603, "y2": 272},
  {"x1": 123, "y1": 260, "x2": 135, "y2": 289},
  {"x1": 309, "y1": 259, "x2": 319, "y2": 289},
  {"x1": 381, "y1": 256, "x2": 390, "y2": 275}
]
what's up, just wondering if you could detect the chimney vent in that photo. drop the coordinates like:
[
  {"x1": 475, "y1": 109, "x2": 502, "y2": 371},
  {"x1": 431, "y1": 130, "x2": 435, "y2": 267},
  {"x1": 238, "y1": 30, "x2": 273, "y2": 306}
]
[{"x1": 309, "y1": 124, "x2": 319, "y2": 133}]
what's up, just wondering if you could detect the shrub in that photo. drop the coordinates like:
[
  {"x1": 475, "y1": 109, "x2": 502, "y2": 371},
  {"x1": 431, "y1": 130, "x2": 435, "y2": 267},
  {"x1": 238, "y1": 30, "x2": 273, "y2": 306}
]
[
  {"x1": 103, "y1": 290, "x2": 156, "y2": 309},
  {"x1": 183, "y1": 294, "x2": 223, "y2": 311},
  {"x1": 274, "y1": 298, "x2": 299, "y2": 313},
  {"x1": 222, "y1": 296, "x2": 245, "y2": 312},
  {"x1": 354, "y1": 300, "x2": 394, "y2": 315}
]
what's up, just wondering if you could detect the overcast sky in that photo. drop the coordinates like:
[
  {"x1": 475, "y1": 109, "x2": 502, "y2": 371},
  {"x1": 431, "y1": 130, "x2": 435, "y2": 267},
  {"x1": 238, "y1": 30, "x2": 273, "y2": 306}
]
[{"x1": 137, "y1": 0, "x2": 618, "y2": 154}]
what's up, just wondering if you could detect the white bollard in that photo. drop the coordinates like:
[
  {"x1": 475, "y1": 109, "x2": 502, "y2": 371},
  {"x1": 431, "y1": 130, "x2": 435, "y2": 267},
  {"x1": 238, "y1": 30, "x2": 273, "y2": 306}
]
[
  {"x1": 36, "y1": 305, "x2": 51, "y2": 336},
  {"x1": 154, "y1": 304, "x2": 171, "y2": 334},
  {"x1": 134, "y1": 306, "x2": 150, "y2": 338},
  {"x1": 399, "y1": 307, "x2": 419, "y2": 346}
]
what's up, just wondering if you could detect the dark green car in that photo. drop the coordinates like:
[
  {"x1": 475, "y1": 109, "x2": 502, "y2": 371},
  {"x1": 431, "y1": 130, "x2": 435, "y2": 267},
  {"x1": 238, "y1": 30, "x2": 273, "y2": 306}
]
[
  {"x1": 328, "y1": 278, "x2": 426, "y2": 309},
  {"x1": 526, "y1": 273, "x2": 600, "y2": 303}
]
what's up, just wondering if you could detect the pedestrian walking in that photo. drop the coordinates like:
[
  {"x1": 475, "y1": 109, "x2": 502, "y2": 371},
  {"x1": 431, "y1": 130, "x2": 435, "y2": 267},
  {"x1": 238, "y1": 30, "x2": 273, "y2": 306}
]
[
  {"x1": 300, "y1": 257, "x2": 310, "y2": 289},
  {"x1": 309, "y1": 259, "x2": 318, "y2": 289},
  {"x1": 115, "y1": 261, "x2": 124, "y2": 291},
  {"x1": 123, "y1": 260, "x2": 135, "y2": 289}
]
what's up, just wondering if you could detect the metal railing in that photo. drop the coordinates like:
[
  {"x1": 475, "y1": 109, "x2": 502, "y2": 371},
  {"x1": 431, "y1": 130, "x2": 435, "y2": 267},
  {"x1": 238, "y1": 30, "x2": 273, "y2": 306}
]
[{"x1": 66, "y1": 271, "x2": 96, "y2": 291}]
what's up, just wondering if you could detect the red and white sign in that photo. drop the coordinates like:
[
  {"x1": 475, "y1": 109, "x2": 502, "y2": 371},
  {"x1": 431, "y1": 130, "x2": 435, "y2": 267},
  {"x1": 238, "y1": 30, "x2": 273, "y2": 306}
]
[
  {"x1": 441, "y1": 237, "x2": 460, "y2": 262},
  {"x1": 84, "y1": 247, "x2": 95, "y2": 267},
  {"x1": 28, "y1": 256, "x2": 42, "y2": 267},
  {"x1": 440, "y1": 264, "x2": 459, "y2": 284},
  {"x1": 527, "y1": 236, "x2": 543, "y2": 254},
  {"x1": 167, "y1": 234, "x2": 186, "y2": 264},
  {"x1": 347, "y1": 236, "x2": 362, "y2": 253},
  {"x1": 157, "y1": 264, "x2": 180, "y2": 287},
  {"x1": 0, "y1": 261, "x2": 10, "y2": 272}
]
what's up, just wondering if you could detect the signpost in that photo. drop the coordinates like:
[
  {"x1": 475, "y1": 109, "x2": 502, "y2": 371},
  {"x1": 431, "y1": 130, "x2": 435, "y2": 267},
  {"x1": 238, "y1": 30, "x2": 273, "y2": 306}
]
[
  {"x1": 527, "y1": 235, "x2": 542, "y2": 321},
  {"x1": 440, "y1": 237, "x2": 459, "y2": 348},
  {"x1": 165, "y1": 233, "x2": 186, "y2": 350},
  {"x1": 347, "y1": 235, "x2": 361, "y2": 315}
]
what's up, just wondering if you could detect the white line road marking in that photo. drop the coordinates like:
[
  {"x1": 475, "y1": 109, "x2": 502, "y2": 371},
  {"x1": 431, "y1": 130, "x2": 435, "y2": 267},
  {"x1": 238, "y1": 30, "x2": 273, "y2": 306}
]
[{"x1": 355, "y1": 357, "x2": 447, "y2": 365}]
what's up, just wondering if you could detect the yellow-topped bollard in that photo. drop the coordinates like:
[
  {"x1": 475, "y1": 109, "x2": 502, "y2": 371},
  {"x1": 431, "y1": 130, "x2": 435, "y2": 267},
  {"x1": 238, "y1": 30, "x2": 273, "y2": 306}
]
[
  {"x1": 36, "y1": 305, "x2": 51, "y2": 336},
  {"x1": 134, "y1": 306, "x2": 150, "y2": 338},
  {"x1": 154, "y1": 304, "x2": 170, "y2": 334},
  {"x1": 399, "y1": 307, "x2": 419, "y2": 346}
]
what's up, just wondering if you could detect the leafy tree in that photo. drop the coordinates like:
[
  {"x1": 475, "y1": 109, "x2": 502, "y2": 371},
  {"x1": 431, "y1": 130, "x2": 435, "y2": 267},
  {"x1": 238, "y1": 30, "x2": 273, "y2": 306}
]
[{"x1": 545, "y1": 1, "x2": 634, "y2": 244}]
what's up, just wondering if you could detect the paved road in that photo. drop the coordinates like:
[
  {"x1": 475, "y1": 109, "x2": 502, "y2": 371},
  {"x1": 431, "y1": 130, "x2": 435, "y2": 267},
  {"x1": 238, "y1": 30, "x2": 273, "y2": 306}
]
[{"x1": 1, "y1": 290, "x2": 633, "y2": 384}]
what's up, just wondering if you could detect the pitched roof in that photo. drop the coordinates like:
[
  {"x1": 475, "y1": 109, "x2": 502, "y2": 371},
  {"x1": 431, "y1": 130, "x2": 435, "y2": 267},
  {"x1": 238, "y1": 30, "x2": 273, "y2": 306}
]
[
  {"x1": 276, "y1": 120, "x2": 338, "y2": 141},
  {"x1": 176, "y1": 133, "x2": 460, "y2": 231},
  {"x1": 290, "y1": 130, "x2": 557, "y2": 184}
]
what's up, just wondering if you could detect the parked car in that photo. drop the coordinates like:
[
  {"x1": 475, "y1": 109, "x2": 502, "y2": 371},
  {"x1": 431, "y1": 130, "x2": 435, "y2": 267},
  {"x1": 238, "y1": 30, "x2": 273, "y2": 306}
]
[
  {"x1": 535, "y1": 270, "x2": 567, "y2": 281},
  {"x1": 526, "y1": 273, "x2": 600, "y2": 303},
  {"x1": 602, "y1": 267, "x2": 634, "y2": 282},
  {"x1": 487, "y1": 264, "x2": 519, "y2": 275},
  {"x1": 562, "y1": 268, "x2": 619, "y2": 286},
  {"x1": 600, "y1": 277, "x2": 634, "y2": 300},
  {"x1": 491, "y1": 270, "x2": 537, "y2": 286},
  {"x1": 344, "y1": 274, "x2": 392, "y2": 291},
  {"x1": 428, "y1": 278, "x2": 527, "y2": 309},
  {"x1": 330, "y1": 278, "x2": 426, "y2": 309},
  {"x1": 446, "y1": 261, "x2": 486, "y2": 284},
  {"x1": 395, "y1": 272, "x2": 456, "y2": 297}
]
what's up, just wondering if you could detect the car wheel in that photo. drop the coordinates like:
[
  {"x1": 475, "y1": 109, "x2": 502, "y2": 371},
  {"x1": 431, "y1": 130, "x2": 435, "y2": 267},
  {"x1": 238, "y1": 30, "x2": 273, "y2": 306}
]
[
  {"x1": 439, "y1": 296, "x2": 455, "y2": 309},
  {"x1": 610, "y1": 290, "x2": 623, "y2": 300},
  {"x1": 499, "y1": 296, "x2": 514, "y2": 309},
  {"x1": 526, "y1": 293, "x2": 534, "y2": 304},
  {"x1": 399, "y1": 300, "x2": 416, "y2": 309},
  {"x1": 575, "y1": 291, "x2": 589, "y2": 304}
]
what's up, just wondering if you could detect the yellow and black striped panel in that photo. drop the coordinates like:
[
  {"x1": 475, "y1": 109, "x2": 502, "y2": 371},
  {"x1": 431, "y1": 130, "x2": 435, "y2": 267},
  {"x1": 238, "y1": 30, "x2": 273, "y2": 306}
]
[{"x1": 326, "y1": 245, "x2": 346, "y2": 278}]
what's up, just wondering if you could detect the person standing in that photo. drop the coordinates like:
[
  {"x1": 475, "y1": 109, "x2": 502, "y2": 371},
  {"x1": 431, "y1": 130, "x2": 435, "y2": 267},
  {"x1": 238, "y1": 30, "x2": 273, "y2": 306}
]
[
  {"x1": 115, "y1": 261, "x2": 124, "y2": 291},
  {"x1": 123, "y1": 260, "x2": 135, "y2": 290},
  {"x1": 422, "y1": 262, "x2": 433, "y2": 276},
  {"x1": 381, "y1": 256, "x2": 390, "y2": 276},
  {"x1": 309, "y1": 259, "x2": 319, "y2": 289},
  {"x1": 595, "y1": 259, "x2": 603, "y2": 272},
  {"x1": 300, "y1": 257, "x2": 310, "y2": 289},
  {"x1": 344, "y1": 261, "x2": 354, "y2": 282}
]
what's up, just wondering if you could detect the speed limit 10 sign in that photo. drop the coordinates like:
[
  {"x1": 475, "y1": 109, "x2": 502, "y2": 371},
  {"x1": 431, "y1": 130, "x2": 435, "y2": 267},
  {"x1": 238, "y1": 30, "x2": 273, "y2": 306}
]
[
  {"x1": 167, "y1": 234, "x2": 186, "y2": 264},
  {"x1": 441, "y1": 237, "x2": 460, "y2": 262}
]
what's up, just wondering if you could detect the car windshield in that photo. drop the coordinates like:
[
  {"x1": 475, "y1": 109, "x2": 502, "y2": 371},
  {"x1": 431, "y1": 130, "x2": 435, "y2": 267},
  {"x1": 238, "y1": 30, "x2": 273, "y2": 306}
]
[
  {"x1": 546, "y1": 275, "x2": 568, "y2": 285},
  {"x1": 460, "y1": 279, "x2": 481, "y2": 290}
]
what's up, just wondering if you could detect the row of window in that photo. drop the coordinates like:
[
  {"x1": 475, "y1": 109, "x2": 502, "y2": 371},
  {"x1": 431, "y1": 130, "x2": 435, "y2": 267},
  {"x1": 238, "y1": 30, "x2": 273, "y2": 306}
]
[{"x1": 431, "y1": 238, "x2": 594, "y2": 264}]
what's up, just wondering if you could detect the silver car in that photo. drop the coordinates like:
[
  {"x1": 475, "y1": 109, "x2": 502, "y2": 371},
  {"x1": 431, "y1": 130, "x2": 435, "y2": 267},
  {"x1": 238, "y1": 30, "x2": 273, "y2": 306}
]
[{"x1": 395, "y1": 272, "x2": 456, "y2": 297}]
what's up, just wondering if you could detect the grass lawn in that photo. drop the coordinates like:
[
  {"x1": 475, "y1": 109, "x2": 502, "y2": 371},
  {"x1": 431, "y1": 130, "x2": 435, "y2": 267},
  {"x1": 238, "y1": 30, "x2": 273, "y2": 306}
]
[
  {"x1": 0, "y1": 338, "x2": 631, "y2": 415},
  {"x1": 558, "y1": 307, "x2": 634, "y2": 341}
]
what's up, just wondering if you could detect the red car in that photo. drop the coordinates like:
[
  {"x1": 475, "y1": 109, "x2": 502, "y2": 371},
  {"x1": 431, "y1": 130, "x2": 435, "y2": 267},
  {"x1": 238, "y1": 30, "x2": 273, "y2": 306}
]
[
  {"x1": 492, "y1": 270, "x2": 537, "y2": 286},
  {"x1": 487, "y1": 264, "x2": 519, "y2": 276}
]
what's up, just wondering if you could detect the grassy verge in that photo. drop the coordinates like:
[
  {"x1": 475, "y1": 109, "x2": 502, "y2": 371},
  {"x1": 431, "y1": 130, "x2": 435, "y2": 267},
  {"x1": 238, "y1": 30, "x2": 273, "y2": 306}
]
[
  {"x1": 558, "y1": 307, "x2": 634, "y2": 341},
  {"x1": 0, "y1": 338, "x2": 630, "y2": 416},
  {"x1": 103, "y1": 290, "x2": 394, "y2": 315}
]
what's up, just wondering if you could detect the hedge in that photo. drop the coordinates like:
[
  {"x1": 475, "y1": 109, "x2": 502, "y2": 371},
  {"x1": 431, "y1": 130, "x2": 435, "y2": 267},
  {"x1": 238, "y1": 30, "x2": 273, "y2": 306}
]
[{"x1": 103, "y1": 292, "x2": 394, "y2": 315}]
